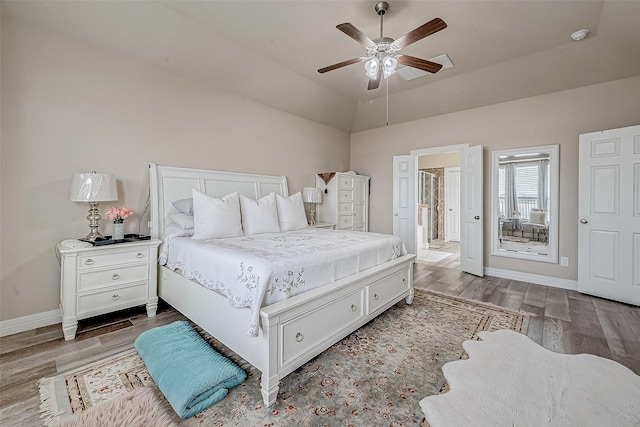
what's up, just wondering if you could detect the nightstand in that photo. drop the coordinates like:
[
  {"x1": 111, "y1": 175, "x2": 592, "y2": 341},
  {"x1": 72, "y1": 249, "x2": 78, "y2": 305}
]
[
  {"x1": 56, "y1": 238, "x2": 161, "y2": 340},
  {"x1": 311, "y1": 222, "x2": 336, "y2": 230}
]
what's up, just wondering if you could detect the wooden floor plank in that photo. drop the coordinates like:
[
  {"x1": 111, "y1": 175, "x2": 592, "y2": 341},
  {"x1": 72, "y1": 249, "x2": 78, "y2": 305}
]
[
  {"x1": 523, "y1": 284, "x2": 547, "y2": 307},
  {"x1": 544, "y1": 287, "x2": 571, "y2": 321},
  {"x1": 595, "y1": 309, "x2": 640, "y2": 360}
]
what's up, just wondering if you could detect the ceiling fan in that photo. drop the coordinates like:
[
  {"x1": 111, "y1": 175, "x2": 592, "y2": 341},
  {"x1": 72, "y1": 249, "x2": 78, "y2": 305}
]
[{"x1": 318, "y1": 1, "x2": 447, "y2": 90}]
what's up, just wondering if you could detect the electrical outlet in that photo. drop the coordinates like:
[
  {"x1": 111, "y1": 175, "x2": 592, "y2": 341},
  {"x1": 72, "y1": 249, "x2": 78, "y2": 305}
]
[{"x1": 560, "y1": 257, "x2": 569, "y2": 267}]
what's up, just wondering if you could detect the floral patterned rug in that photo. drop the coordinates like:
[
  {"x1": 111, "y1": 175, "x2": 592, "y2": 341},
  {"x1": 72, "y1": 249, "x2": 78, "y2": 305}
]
[{"x1": 39, "y1": 290, "x2": 530, "y2": 426}]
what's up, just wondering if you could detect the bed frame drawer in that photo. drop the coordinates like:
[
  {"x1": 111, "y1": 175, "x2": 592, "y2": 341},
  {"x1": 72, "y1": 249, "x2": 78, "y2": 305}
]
[
  {"x1": 281, "y1": 289, "x2": 364, "y2": 367},
  {"x1": 367, "y1": 269, "x2": 409, "y2": 314}
]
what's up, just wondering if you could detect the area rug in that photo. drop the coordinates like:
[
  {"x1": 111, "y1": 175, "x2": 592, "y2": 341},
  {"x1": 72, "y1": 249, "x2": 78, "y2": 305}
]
[
  {"x1": 417, "y1": 249, "x2": 453, "y2": 263},
  {"x1": 420, "y1": 330, "x2": 640, "y2": 426},
  {"x1": 39, "y1": 290, "x2": 530, "y2": 426}
]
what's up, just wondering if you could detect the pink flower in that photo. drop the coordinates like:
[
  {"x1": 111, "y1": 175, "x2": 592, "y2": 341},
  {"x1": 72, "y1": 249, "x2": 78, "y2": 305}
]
[{"x1": 105, "y1": 206, "x2": 133, "y2": 223}]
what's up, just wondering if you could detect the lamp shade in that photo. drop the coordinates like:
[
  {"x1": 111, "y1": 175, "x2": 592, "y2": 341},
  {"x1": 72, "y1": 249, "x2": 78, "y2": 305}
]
[
  {"x1": 70, "y1": 172, "x2": 118, "y2": 202},
  {"x1": 302, "y1": 187, "x2": 322, "y2": 204}
]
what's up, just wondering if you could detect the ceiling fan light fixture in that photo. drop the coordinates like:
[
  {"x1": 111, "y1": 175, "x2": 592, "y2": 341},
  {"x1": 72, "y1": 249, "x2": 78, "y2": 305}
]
[
  {"x1": 364, "y1": 57, "x2": 380, "y2": 79},
  {"x1": 382, "y1": 55, "x2": 398, "y2": 78}
]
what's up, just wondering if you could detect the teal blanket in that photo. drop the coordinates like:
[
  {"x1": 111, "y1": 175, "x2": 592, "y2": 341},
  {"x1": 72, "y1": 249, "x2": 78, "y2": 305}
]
[{"x1": 134, "y1": 321, "x2": 247, "y2": 419}]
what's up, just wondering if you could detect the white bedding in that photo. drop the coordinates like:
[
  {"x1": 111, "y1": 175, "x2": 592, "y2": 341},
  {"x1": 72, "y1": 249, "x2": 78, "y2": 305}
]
[{"x1": 159, "y1": 227, "x2": 406, "y2": 337}]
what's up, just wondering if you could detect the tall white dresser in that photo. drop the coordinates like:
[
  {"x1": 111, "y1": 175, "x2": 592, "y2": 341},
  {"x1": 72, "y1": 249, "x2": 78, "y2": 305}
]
[{"x1": 315, "y1": 172, "x2": 370, "y2": 231}]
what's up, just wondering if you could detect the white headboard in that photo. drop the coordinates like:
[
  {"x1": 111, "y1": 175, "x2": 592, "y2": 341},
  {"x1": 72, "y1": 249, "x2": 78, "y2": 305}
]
[{"x1": 149, "y1": 164, "x2": 289, "y2": 238}]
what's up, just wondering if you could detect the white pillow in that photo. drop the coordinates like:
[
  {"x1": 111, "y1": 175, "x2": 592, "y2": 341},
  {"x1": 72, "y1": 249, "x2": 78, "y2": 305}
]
[
  {"x1": 275, "y1": 192, "x2": 309, "y2": 232},
  {"x1": 191, "y1": 190, "x2": 243, "y2": 239},
  {"x1": 239, "y1": 193, "x2": 280, "y2": 235},
  {"x1": 168, "y1": 213, "x2": 194, "y2": 230}
]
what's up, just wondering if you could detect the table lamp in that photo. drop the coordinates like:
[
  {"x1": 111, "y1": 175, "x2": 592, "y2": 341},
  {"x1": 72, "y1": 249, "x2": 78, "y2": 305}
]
[
  {"x1": 303, "y1": 187, "x2": 322, "y2": 226},
  {"x1": 70, "y1": 172, "x2": 118, "y2": 241}
]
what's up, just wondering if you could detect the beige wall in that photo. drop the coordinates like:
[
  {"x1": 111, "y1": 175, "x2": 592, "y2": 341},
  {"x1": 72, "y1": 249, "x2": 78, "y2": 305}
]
[
  {"x1": 418, "y1": 152, "x2": 460, "y2": 169},
  {"x1": 351, "y1": 75, "x2": 640, "y2": 281},
  {"x1": 0, "y1": 19, "x2": 350, "y2": 320}
]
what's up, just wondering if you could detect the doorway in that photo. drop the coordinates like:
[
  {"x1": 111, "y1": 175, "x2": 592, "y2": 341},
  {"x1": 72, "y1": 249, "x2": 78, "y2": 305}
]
[
  {"x1": 416, "y1": 152, "x2": 461, "y2": 265},
  {"x1": 393, "y1": 144, "x2": 483, "y2": 276}
]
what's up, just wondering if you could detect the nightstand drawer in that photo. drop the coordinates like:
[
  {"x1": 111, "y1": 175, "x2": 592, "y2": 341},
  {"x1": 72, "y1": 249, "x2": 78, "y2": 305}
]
[
  {"x1": 78, "y1": 264, "x2": 148, "y2": 291},
  {"x1": 78, "y1": 249, "x2": 148, "y2": 269},
  {"x1": 77, "y1": 283, "x2": 148, "y2": 317}
]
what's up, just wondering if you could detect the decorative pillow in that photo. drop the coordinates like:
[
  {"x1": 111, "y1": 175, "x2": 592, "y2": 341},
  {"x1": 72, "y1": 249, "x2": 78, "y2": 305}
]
[
  {"x1": 191, "y1": 190, "x2": 243, "y2": 239},
  {"x1": 275, "y1": 192, "x2": 308, "y2": 232},
  {"x1": 239, "y1": 193, "x2": 280, "y2": 235},
  {"x1": 168, "y1": 213, "x2": 194, "y2": 230},
  {"x1": 172, "y1": 198, "x2": 193, "y2": 215}
]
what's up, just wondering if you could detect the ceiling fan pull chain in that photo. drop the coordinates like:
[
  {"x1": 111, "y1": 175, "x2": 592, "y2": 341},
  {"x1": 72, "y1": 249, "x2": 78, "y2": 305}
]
[{"x1": 386, "y1": 77, "x2": 389, "y2": 127}]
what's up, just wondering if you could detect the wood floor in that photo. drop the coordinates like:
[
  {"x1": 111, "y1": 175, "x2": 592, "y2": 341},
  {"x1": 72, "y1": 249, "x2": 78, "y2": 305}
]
[{"x1": 1, "y1": 247, "x2": 639, "y2": 426}]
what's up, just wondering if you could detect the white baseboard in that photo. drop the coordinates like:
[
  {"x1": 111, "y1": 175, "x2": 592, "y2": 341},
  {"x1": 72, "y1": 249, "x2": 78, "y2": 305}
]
[
  {"x1": 0, "y1": 309, "x2": 61, "y2": 338},
  {"x1": 484, "y1": 267, "x2": 578, "y2": 291}
]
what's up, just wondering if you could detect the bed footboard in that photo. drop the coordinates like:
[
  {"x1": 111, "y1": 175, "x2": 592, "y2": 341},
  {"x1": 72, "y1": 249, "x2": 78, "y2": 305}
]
[{"x1": 159, "y1": 255, "x2": 414, "y2": 406}]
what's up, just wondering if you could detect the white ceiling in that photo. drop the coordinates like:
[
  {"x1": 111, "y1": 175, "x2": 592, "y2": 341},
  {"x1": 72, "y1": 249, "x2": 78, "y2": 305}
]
[{"x1": 3, "y1": 1, "x2": 640, "y2": 132}]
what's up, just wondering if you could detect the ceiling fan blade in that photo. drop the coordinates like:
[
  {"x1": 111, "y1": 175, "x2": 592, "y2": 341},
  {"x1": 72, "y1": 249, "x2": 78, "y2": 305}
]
[
  {"x1": 318, "y1": 57, "x2": 365, "y2": 74},
  {"x1": 393, "y1": 18, "x2": 447, "y2": 49},
  {"x1": 337, "y1": 23, "x2": 377, "y2": 48},
  {"x1": 367, "y1": 67, "x2": 382, "y2": 90},
  {"x1": 397, "y1": 55, "x2": 443, "y2": 73}
]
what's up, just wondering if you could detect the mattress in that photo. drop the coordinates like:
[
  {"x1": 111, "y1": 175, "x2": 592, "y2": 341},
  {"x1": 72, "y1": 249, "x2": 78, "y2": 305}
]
[{"x1": 159, "y1": 227, "x2": 406, "y2": 337}]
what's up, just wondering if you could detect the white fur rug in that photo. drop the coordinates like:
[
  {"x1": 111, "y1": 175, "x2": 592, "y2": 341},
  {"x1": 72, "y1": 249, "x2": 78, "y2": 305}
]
[
  {"x1": 57, "y1": 387, "x2": 178, "y2": 427},
  {"x1": 420, "y1": 330, "x2": 640, "y2": 426}
]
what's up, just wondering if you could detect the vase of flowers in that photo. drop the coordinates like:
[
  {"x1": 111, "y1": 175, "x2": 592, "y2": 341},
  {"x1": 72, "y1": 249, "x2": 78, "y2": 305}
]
[{"x1": 105, "y1": 207, "x2": 133, "y2": 240}]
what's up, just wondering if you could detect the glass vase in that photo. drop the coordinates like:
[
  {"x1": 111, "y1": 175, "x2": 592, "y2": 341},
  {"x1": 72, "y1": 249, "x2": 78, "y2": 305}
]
[{"x1": 112, "y1": 222, "x2": 125, "y2": 240}]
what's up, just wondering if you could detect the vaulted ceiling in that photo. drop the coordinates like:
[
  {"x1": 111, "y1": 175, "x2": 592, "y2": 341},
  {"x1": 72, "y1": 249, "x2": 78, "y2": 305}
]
[{"x1": 3, "y1": 1, "x2": 640, "y2": 132}]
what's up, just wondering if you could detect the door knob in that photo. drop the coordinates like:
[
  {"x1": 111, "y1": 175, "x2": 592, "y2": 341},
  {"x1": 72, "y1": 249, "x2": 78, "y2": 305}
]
[
  {"x1": 580, "y1": 219, "x2": 588, "y2": 224},
  {"x1": 394, "y1": 212, "x2": 398, "y2": 216},
  {"x1": 474, "y1": 215, "x2": 480, "y2": 220}
]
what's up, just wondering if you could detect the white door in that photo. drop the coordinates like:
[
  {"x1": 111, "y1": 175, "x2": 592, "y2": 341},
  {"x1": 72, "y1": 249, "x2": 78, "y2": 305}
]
[
  {"x1": 445, "y1": 167, "x2": 461, "y2": 242},
  {"x1": 460, "y1": 145, "x2": 484, "y2": 276},
  {"x1": 393, "y1": 155, "x2": 417, "y2": 255},
  {"x1": 578, "y1": 125, "x2": 640, "y2": 305}
]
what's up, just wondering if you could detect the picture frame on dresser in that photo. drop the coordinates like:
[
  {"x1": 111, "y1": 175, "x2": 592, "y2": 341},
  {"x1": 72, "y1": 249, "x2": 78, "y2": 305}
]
[{"x1": 57, "y1": 238, "x2": 161, "y2": 340}]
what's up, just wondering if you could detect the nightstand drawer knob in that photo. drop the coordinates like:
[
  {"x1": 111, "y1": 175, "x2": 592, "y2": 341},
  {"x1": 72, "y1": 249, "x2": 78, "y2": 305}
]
[
  {"x1": 351, "y1": 304, "x2": 357, "y2": 312},
  {"x1": 374, "y1": 293, "x2": 379, "y2": 300},
  {"x1": 296, "y1": 332, "x2": 303, "y2": 342},
  {"x1": 112, "y1": 294, "x2": 120, "y2": 301},
  {"x1": 136, "y1": 252, "x2": 144, "y2": 258},
  {"x1": 112, "y1": 273, "x2": 120, "y2": 280},
  {"x1": 85, "y1": 259, "x2": 94, "y2": 265}
]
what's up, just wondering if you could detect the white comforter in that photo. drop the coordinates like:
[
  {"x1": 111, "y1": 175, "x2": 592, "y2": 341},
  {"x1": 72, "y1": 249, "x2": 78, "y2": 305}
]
[{"x1": 159, "y1": 227, "x2": 406, "y2": 337}]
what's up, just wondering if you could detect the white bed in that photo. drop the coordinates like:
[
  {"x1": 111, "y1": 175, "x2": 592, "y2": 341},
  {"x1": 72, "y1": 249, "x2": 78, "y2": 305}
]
[{"x1": 149, "y1": 163, "x2": 415, "y2": 406}]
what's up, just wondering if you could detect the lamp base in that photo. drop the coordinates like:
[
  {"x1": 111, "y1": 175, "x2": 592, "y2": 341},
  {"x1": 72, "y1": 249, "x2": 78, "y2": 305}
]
[
  {"x1": 309, "y1": 203, "x2": 317, "y2": 227},
  {"x1": 84, "y1": 202, "x2": 105, "y2": 242}
]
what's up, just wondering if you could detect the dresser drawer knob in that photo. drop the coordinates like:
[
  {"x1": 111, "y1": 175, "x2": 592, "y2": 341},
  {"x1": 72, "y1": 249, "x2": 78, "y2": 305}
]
[
  {"x1": 374, "y1": 293, "x2": 379, "y2": 300},
  {"x1": 85, "y1": 259, "x2": 94, "y2": 265},
  {"x1": 112, "y1": 294, "x2": 120, "y2": 301},
  {"x1": 403, "y1": 278, "x2": 406, "y2": 282},
  {"x1": 112, "y1": 273, "x2": 120, "y2": 280},
  {"x1": 351, "y1": 304, "x2": 357, "y2": 312},
  {"x1": 136, "y1": 252, "x2": 144, "y2": 258},
  {"x1": 295, "y1": 332, "x2": 303, "y2": 342}
]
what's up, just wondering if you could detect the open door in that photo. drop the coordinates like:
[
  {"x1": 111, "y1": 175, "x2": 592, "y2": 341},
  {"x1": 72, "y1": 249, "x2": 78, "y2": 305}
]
[
  {"x1": 393, "y1": 155, "x2": 417, "y2": 254},
  {"x1": 578, "y1": 125, "x2": 640, "y2": 305},
  {"x1": 460, "y1": 145, "x2": 484, "y2": 276}
]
